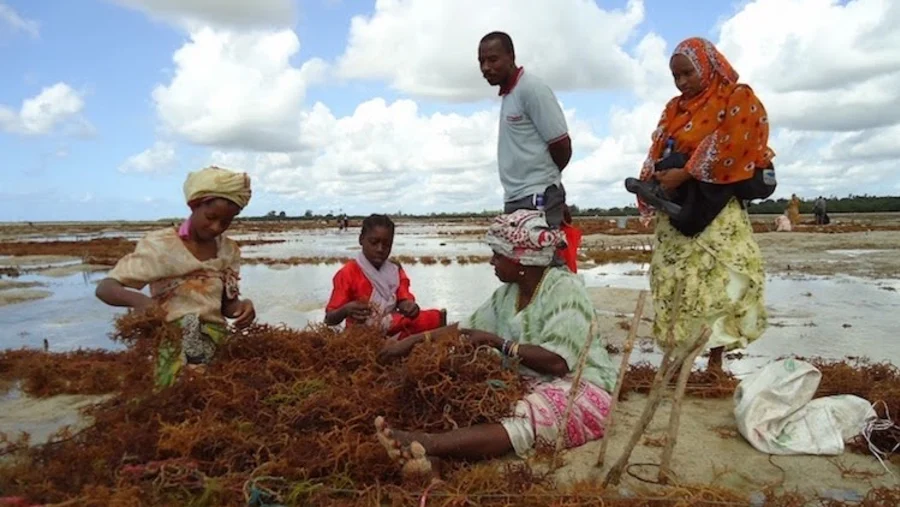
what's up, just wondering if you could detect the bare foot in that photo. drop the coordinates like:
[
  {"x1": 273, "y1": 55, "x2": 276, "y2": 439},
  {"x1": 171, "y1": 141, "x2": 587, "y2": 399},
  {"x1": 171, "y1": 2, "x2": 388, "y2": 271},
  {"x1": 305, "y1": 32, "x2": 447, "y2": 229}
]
[{"x1": 374, "y1": 416, "x2": 437, "y2": 479}]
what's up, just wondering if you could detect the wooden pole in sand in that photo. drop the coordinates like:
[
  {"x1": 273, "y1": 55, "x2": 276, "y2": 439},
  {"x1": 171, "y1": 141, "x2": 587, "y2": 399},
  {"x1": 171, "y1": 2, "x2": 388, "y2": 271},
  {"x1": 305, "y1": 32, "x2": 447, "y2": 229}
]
[
  {"x1": 658, "y1": 327, "x2": 711, "y2": 484},
  {"x1": 602, "y1": 348, "x2": 684, "y2": 486},
  {"x1": 595, "y1": 290, "x2": 647, "y2": 468},
  {"x1": 602, "y1": 282, "x2": 684, "y2": 486}
]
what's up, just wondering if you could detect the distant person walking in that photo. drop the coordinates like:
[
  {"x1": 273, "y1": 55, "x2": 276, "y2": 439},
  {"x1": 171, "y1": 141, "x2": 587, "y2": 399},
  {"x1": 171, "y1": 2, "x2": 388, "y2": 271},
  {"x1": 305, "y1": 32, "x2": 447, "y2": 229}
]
[
  {"x1": 813, "y1": 196, "x2": 828, "y2": 225},
  {"x1": 787, "y1": 194, "x2": 801, "y2": 225},
  {"x1": 478, "y1": 31, "x2": 580, "y2": 270}
]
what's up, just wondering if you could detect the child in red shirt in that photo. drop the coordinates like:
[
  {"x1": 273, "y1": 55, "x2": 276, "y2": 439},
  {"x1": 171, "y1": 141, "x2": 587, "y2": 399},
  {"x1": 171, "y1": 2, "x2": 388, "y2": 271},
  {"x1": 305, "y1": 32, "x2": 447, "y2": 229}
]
[
  {"x1": 560, "y1": 205, "x2": 582, "y2": 273},
  {"x1": 324, "y1": 214, "x2": 444, "y2": 338}
]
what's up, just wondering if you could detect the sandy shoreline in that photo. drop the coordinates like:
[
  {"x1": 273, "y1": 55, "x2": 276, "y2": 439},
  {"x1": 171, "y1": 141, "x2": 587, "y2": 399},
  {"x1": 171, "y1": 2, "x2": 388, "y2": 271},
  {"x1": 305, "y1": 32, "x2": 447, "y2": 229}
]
[{"x1": 579, "y1": 230, "x2": 900, "y2": 279}]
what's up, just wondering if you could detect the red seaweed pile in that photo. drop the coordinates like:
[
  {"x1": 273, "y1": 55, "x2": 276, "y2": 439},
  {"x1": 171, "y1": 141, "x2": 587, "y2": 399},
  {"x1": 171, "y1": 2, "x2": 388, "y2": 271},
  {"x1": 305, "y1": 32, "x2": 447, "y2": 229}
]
[{"x1": 0, "y1": 312, "x2": 898, "y2": 506}]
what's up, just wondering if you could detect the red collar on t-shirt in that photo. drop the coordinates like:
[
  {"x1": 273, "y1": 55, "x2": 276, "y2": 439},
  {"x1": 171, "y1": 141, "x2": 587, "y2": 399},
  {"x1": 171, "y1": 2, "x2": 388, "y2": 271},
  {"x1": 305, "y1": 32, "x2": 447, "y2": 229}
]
[{"x1": 499, "y1": 67, "x2": 525, "y2": 96}]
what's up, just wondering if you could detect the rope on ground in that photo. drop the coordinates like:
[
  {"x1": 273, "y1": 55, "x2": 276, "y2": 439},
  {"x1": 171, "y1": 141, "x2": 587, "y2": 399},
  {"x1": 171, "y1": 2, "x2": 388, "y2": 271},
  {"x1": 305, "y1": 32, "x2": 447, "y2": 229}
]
[
  {"x1": 625, "y1": 462, "x2": 671, "y2": 485},
  {"x1": 862, "y1": 400, "x2": 900, "y2": 477}
]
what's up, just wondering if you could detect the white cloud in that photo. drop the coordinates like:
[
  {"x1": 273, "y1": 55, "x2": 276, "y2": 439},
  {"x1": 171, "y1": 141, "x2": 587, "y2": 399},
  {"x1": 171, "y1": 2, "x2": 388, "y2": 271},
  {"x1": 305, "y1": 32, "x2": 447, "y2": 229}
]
[
  {"x1": 0, "y1": 83, "x2": 88, "y2": 136},
  {"x1": 718, "y1": 0, "x2": 900, "y2": 132},
  {"x1": 0, "y1": 2, "x2": 39, "y2": 38},
  {"x1": 204, "y1": 97, "x2": 643, "y2": 214},
  {"x1": 109, "y1": 0, "x2": 295, "y2": 29},
  {"x1": 119, "y1": 141, "x2": 177, "y2": 174},
  {"x1": 337, "y1": 0, "x2": 647, "y2": 101},
  {"x1": 706, "y1": 0, "x2": 900, "y2": 200},
  {"x1": 139, "y1": 0, "x2": 899, "y2": 217},
  {"x1": 152, "y1": 27, "x2": 328, "y2": 152},
  {"x1": 208, "y1": 98, "x2": 501, "y2": 212}
]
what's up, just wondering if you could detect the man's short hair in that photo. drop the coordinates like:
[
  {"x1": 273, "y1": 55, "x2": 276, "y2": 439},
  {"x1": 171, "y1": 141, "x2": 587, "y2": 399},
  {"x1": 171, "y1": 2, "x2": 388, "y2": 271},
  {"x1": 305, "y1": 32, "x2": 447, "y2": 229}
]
[{"x1": 480, "y1": 31, "x2": 515, "y2": 56}]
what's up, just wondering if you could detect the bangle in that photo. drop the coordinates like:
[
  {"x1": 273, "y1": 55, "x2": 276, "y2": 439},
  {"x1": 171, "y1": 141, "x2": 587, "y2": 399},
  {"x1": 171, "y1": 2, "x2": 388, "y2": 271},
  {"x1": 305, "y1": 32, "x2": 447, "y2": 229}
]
[
  {"x1": 501, "y1": 339, "x2": 512, "y2": 356},
  {"x1": 510, "y1": 342, "x2": 520, "y2": 358},
  {"x1": 424, "y1": 332, "x2": 432, "y2": 343}
]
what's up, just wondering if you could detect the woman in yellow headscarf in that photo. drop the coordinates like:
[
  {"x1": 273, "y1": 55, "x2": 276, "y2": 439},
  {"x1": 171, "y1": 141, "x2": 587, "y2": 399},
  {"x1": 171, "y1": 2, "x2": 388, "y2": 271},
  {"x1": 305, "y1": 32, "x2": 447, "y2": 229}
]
[
  {"x1": 633, "y1": 38, "x2": 771, "y2": 377},
  {"x1": 96, "y1": 166, "x2": 255, "y2": 387}
]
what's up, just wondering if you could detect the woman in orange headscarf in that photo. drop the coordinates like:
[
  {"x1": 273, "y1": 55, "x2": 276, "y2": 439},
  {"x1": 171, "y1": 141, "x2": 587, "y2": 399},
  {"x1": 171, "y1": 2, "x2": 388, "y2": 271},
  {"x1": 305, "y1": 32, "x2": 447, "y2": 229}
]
[{"x1": 634, "y1": 38, "x2": 771, "y2": 377}]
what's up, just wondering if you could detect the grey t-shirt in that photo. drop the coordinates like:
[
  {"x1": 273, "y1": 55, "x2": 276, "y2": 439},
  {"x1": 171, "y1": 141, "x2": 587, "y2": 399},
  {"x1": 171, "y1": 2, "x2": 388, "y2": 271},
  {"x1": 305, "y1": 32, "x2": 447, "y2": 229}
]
[{"x1": 497, "y1": 69, "x2": 569, "y2": 202}]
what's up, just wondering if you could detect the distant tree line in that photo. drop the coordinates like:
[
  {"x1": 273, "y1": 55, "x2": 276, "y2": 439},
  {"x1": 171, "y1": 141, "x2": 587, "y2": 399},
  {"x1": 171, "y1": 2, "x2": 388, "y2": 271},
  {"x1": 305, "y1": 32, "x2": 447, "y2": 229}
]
[
  {"x1": 745, "y1": 195, "x2": 900, "y2": 214},
  {"x1": 227, "y1": 195, "x2": 900, "y2": 221}
]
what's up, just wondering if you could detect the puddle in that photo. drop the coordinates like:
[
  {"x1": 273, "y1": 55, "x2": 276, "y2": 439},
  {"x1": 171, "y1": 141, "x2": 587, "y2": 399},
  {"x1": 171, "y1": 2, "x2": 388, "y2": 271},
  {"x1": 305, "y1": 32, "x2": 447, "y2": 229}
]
[
  {"x1": 825, "y1": 249, "x2": 884, "y2": 257},
  {"x1": 243, "y1": 263, "x2": 500, "y2": 331},
  {"x1": 240, "y1": 226, "x2": 488, "y2": 260},
  {"x1": 0, "y1": 271, "x2": 123, "y2": 351},
  {"x1": 0, "y1": 388, "x2": 107, "y2": 445},
  {"x1": 1, "y1": 228, "x2": 898, "y2": 375},
  {"x1": 6, "y1": 231, "x2": 148, "y2": 243}
]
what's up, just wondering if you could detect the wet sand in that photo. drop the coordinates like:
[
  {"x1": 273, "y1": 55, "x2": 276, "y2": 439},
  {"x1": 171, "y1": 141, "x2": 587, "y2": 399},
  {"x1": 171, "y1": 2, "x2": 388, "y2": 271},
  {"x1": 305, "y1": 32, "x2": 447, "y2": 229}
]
[
  {"x1": 0, "y1": 279, "x2": 52, "y2": 307},
  {"x1": 0, "y1": 392, "x2": 108, "y2": 446},
  {"x1": 3, "y1": 215, "x2": 899, "y2": 278},
  {"x1": 557, "y1": 394, "x2": 898, "y2": 497},
  {"x1": 582, "y1": 230, "x2": 900, "y2": 279}
]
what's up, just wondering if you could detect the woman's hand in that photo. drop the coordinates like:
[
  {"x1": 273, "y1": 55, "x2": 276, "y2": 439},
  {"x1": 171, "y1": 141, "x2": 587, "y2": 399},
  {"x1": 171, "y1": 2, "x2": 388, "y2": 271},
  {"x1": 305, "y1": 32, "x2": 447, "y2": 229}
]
[
  {"x1": 377, "y1": 334, "x2": 407, "y2": 363},
  {"x1": 459, "y1": 328, "x2": 502, "y2": 349},
  {"x1": 230, "y1": 299, "x2": 256, "y2": 328},
  {"x1": 654, "y1": 169, "x2": 691, "y2": 192},
  {"x1": 344, "y1": 301, "x2": 373, "y2": 321},
  {"x1": 396, "y1": 300, "x2": 420, "y2": 319}
]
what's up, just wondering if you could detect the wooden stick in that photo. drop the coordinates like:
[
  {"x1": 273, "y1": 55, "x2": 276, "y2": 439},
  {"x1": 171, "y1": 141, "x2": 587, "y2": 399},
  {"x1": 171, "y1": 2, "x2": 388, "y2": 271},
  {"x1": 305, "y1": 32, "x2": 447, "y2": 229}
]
[
  {"x1": 552, "y1": 317, "x2": 599, "y2": 469},
  {"x1": 595, "y1": 290, "x2": 647, "y2": 467},
  {"x1": 602, "y1": 346, "x2": 686, "y2": 486},
  {"x1": 658, "y1": 327, "x2": 712, "y2": 484},
  {"x1": 602, "y1": 284, "x2": 684, "y2": 486}
]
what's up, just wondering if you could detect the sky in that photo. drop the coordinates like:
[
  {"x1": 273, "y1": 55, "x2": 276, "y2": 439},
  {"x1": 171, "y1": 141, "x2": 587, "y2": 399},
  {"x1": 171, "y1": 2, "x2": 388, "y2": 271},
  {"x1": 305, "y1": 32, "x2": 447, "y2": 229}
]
[{"x1": 0, "y1": 0, "x2": 898, "y2": 221}]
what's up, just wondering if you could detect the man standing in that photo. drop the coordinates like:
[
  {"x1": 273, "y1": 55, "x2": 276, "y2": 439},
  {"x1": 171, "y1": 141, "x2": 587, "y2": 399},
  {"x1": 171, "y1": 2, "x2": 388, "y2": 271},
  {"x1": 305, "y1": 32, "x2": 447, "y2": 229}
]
[
  {"x1": 813, "y1": 196, "x2": 828, "y2": 225},
  {"x1": 478, "y1": 31, "x2": 572, "y2": 228}
]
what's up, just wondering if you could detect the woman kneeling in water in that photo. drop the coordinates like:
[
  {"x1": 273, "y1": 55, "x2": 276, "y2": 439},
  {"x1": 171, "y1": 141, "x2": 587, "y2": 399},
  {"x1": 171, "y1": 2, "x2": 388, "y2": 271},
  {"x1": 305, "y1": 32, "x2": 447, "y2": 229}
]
[
  {"x1": 325, "y1": 214, "x2": 445, "y2": 338},
  {"x1": 374, "y1": 210, "x2": 618, "y2": 477}
]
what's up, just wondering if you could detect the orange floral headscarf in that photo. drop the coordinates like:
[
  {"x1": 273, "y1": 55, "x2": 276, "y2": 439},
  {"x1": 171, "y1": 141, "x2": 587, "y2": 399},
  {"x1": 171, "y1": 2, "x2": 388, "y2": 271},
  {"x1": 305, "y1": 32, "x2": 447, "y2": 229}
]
[{"x1": 638, "y1": 37, "x2": 775, "y2": 217}]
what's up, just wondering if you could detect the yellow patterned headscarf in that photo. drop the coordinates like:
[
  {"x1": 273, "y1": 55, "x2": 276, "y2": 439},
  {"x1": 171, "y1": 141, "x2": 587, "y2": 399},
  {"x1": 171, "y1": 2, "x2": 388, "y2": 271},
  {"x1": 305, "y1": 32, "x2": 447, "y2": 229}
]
[{"x1": 183, "y1": 166, "x2": 252, "y2": 209}]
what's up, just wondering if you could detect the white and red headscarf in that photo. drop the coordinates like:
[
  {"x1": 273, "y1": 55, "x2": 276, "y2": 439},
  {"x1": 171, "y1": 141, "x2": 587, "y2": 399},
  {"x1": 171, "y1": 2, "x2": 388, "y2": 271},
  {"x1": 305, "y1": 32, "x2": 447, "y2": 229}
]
[{"x1": 486, "y1": 210, "x2": 564, "y2": 266}]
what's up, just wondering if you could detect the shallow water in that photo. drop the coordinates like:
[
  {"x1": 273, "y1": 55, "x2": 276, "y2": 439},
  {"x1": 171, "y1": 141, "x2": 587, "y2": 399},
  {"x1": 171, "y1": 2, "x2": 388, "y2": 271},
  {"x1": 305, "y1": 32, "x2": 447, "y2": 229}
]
[
  {"x1": 239, "y1": 226, "x2": 486, "y2": 260},
  {"x1": 1, "y1": 229, "x2": 898, "y2": 375}
]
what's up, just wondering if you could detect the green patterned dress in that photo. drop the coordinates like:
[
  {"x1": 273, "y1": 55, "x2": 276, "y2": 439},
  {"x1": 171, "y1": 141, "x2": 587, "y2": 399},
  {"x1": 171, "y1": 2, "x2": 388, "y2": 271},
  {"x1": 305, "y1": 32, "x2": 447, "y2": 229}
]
[
  {"x1": 650, "y1": 199, "x2": 768, "y2": 351},
  {"x1": 466, "y1": 267, "x2": 618, "y2": 456},
  {"x1": 467, "y1": 267, "x2": 617, "y2": 391}
]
